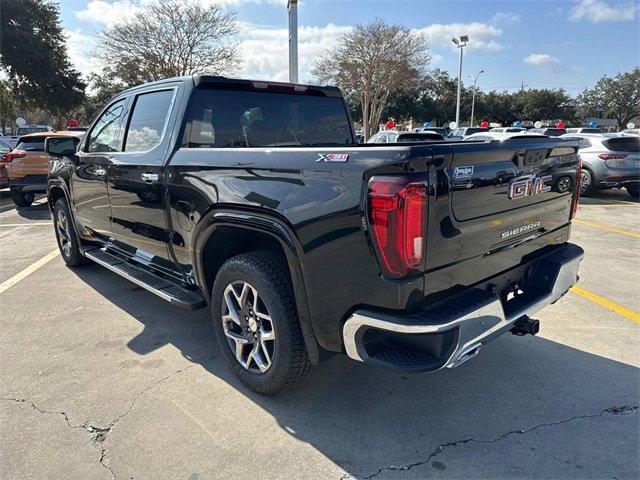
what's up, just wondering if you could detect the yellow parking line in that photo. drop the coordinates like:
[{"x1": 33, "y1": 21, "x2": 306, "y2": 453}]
[
  {"x1": 571, "y1": 286, "x2": 640, "y2": 324},
  {"x1": 573, "y1": 219, "x2": 640, "y2": 239},
  {"x1": 0, "y1": 223, "x2": 50, "y2": 228},
  {"x1": 0, "y1": 249, "x2": 60, "y2": 295}
]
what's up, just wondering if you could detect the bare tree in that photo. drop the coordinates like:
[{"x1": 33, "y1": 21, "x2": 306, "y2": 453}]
[
  {"x1": 97, "y1": 0, "x2": 240, "y2": 85},
  {"x1": 313, "y1": 20, "x2": 430, "y2": 139}
]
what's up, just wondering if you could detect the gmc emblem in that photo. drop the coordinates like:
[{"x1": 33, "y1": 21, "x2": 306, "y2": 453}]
[{"x1": 508, "y1": 175, "x2": 552, "y2": 199}]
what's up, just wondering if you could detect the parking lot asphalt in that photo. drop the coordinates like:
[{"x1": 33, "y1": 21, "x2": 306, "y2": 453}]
[{"x1": 0, "y1": 188, "x2": 638, "y2": 480}]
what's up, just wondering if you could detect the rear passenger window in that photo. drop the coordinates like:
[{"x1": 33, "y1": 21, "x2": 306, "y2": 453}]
[{"x1": 124, "y1": 90, "x2": 174, "y2": 152}]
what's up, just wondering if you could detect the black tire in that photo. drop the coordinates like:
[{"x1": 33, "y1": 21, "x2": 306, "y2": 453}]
[
  {"x1": 211, "y1": 251, "x2": 312, "y2": 395},
  {"x1": 555, "y1": 175, "x2": 572, "y2": 193},
  {"x1": 53, "y1": 198, "x2": 87, "y2": 267},
  {"x1": 626, "y1": 184, "x2": 639, "y2": 199},
  {"x1": 579, "y1": 168, "x2": 595, "y2": 196},
  {"x1": 10, "y1": 189, "x2": 35, "y2": 207}
]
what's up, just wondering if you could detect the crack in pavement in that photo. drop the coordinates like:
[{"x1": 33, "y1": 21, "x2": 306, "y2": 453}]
[
  {"x1": 340, "y1": 405, "x2": 638, "y2": 480},
  {"x1": 3, "y1": 353, "x2": 218, "y2": 480}
]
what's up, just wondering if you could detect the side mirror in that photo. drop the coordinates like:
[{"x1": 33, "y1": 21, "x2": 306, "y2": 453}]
[{"x1": 45, "y1": 137, "x2": 78, "y2": 157}]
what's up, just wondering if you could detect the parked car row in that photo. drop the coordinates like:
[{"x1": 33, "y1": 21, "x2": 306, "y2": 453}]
[
  {"x1": 0, "y1": 125, "x2": 54, "y2": 149},
  {"x1": 364, "y1": 126, "x2": 639, "y2": 199},
  {"x1": 560, "y1": 133, "x2": 639, "y2": 198},
  {"x1": 0, "y1": 130, "x2": 84, "y2": 206}
]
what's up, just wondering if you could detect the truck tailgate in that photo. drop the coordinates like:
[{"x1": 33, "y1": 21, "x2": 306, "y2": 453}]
[{"x1": 424, "y1": 139, "x2": 580, "y2": 298}]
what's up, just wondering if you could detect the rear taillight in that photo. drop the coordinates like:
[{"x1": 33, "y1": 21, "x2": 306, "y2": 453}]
[
  {"x1": 572, "y1": 156, "x2": 582, "y2": 218},
  {"x1": 598, "y1": 153, "x2": 627, "y2": 160},
  {"x1": 1, "y1": 150, "x2": 26, "y2": 163},
  {"x1": 368, "y1": 176, "x2": 427, "y2": 278}
]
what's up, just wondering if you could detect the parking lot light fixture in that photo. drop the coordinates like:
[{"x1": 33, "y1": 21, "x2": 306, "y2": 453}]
[
  {"x1": 287, "y1": 0, "x2": 299, "y2": 83},
  {"x1": 468, "y1": 70, "x2": 484, "y2": 126},
  {"x1": 453, "y1": 35, "x2": 468, "y2": 126}
]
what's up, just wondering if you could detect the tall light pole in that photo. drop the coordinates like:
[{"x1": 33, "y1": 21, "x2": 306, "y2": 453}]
[
  {"x1": 451, "y1": 35, "x2": 468, "y2": 127},
  {"x1": 287, "y1": 0, "x2": 299, "y2": 83},
  {"x1": 468, "y1": 70, "x2": 484, "y2": 126}
]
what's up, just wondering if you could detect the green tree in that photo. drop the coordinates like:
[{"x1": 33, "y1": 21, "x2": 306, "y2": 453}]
[
  {"x1": 0, "y1": 0, "x2": 85, "y2": 115},
  {"x1": 474, "y1": 91, "x2": 514, "y2": 126},
  {"x1": 512, "y1": 89, "x2": 576, "y2": 123},
  {"x1": 419, "y1": 69, "x2": 461, "y2": 127},
  {"x1": 0, "y1": 80, "x2": 17, "y2": 134},
  {"x1": 577, "y1": 68, "x2": 640, "y2": 128}
]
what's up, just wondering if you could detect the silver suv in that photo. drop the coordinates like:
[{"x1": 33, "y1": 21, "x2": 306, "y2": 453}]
[{"x1": 561, "y1": 133, "x2": 639, "y2": 198}]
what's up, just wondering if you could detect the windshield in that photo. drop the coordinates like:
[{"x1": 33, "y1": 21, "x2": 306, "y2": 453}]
[
  {"x1": 15, "y1": 139, "x2": 45, "y2": 151},
  {"x1": 185, "y1": 87, "x2": 354, "y2": 147},
  {"x1": 396, "y1": 133, "x2": 443, "y2": 142},
  {"x1": 465, "y1": 127, "x2": 487, "y2": 135},
  {"x1": 17, "y1": 127, "x2": 48, "y2": 135},
  {"x1": 545, "y1": 128, "x2": 566, "y2": 136}
]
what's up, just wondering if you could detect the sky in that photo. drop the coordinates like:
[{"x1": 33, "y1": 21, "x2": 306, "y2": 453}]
[{"x1": 58, "y1": 0, "x2": 640, "y2": 95}]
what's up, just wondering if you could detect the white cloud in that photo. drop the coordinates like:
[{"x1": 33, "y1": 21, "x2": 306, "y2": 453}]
[
  {"x1": 491, "y1": 12, "x2": 521, "y2": 26},
  {"x1": 417, "y1": 22, "x2": 504, "y2": 51},
  {"x1": 238, "y1": 23, "x2": 352, "y2": 82},
  {"x1": 569, "y1": 0, "x2": 640, "y2": 22},
  {"x1": 523, "y1": 53, "x2": 561, "y2": 69},
  {"x1": 65, "y1": 29, "x2": 100, "y2": 77},
  {"x1": 75, "y1": 0, "x2": 285, "y2": 27},
  {"x1": 75, "y1": 0, "x2": 142, "y2": 27}
]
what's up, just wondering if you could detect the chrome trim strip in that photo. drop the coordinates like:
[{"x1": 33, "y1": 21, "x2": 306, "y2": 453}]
[{"x1": 342, "y1": 248, "x2": 583, "y2": 369}]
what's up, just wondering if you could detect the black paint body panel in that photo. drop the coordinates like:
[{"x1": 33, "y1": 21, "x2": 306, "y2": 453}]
[{"x1": 47, "y1": 76, "x2": 581, "y2": 354}]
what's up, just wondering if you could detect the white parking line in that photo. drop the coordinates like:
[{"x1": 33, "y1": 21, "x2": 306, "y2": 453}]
[{"x1": 0, "y1": 249, "x2": 60, "y2": 295}]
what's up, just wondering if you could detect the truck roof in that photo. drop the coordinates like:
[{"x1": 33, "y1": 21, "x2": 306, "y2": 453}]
[{"x1": 119, "y1": 75, "x2": 342, "y2": 98}]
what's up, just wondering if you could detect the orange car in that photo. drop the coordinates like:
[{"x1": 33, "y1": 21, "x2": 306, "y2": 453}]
[{"x1": 2, "y1": 131, "x2": 84, "y2": 207}]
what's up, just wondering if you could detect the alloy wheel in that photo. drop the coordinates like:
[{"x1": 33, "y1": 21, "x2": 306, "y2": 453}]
[
  {"x1": 56, "y1": 209, "x2": 72, "y2": 258},
  {"x1": 557, "y1": 176, "x2": 571, "y2": 193},
  {"x1": 580, "y1": 170, "x2": 592, "y2": 194},
  {"x1": 221, "y1": 280, "x2": 276, "y2": 373}
]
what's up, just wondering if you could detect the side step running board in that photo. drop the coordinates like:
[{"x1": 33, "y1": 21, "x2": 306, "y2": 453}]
[{"x1": 84, "y1": 248, "x2": 206, "y2": 310}]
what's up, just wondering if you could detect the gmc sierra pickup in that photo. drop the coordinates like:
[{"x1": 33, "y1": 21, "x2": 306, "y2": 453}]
[{"x1": 46, "y1": 76, "x2": 583, "y2": 394}]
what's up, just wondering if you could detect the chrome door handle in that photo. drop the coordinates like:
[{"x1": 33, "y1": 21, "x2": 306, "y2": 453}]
[{"x1": 140, "y1": 172, "x2": 159, "y2": 183}]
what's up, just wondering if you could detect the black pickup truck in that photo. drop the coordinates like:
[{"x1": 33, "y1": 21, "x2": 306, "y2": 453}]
[{"x1": 46, "y1": 76, "x2": 583, "y2": 394}]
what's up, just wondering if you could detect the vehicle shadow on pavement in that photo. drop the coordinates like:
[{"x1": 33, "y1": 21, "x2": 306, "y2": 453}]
[
  {"x1": 580, "y1": 189, "x2": 639, "y2": 205},
  {"x1": 70, "y1": 265, "x2": 640, "y2": 479},
  {"x1": 15, "y1": 203, "x2": 51, "y2": 221}
]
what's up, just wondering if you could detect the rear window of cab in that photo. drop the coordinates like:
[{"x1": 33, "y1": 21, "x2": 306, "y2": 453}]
[{"x1": 15, "y1": 139, "x2": 45, "y2": 151}]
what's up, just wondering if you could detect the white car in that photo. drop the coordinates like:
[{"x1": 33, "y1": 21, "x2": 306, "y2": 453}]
[
  {"x1": 489, "y1": 127, "x2": 527, "y2": 134},
  {"x1": 618, "y1": 128, "x2": 639, "y2": 137},
  {"x1": 0, "y1": 125, "x2": 54, "y2": 149},
  {"x1": 566, "y1": 127, "x2": 602, "y2": 134},
  {"x1": 528, "y1": 127, "x2": 567, "y2": 137},
  {"x1": 367, "y1": 130, "x2": 444, "y2": 143},
  {"x1": 464, "y1": 131, "x2": 546, "y2": 141}
]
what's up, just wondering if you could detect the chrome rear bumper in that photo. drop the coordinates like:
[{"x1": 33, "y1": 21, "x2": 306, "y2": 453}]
[{"x1": 342, "y1": 243, "x2": 584, "y2": 372}]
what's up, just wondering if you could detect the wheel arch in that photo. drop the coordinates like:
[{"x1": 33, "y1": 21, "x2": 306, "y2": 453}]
[
  {"x1": 47, "y1": 181, "x2": 67, "y2": 211},
  {"x1": 193, "y1": 209, "x2": 319, "y2": 364},
  {"x1": 47, "y1": 180, "x2": 85, "y2": 248}
]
